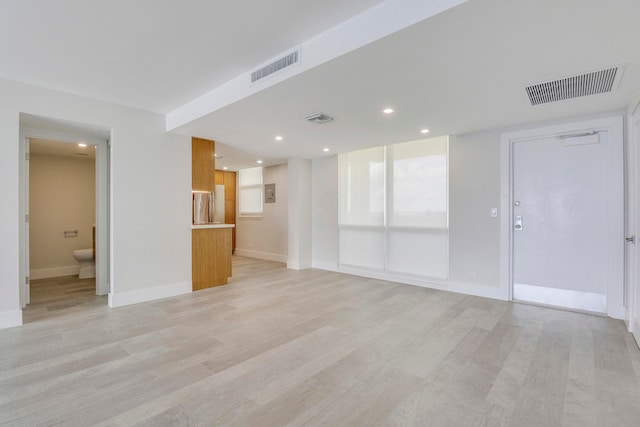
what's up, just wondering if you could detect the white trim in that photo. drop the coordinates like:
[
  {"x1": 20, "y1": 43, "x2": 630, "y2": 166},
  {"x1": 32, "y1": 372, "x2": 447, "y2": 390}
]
[
  {"x1": 311, "y1": 261, "x2": 340, "y2": 272},
  {"x1": 30, "y1": 266, "x2": 80, "y2": 280},
  {"x1": 634, "y1": 319, "x2": 640, "y2": 349},
  {"x1": 287, "y1": 260, "x2": 312, "y2": 271},
  {"x1": 500, "y1": 116, "x2": 625, "y2": 319},
  {"x1": 234, "y1": 248, "x2": 287, "y2": 263},
  {"x1": 0, "y1": 310, "x2": 23, "y2": 329},
  {"x1": 108, "y1": 281, "x2": 191, "y2": 308},
  {"x1": 327, "y1": 265, "x2": 505, "y2": 300}
]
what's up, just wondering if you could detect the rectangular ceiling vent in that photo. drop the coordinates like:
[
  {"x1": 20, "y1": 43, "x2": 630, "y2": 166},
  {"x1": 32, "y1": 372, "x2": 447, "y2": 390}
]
[
  {"x1": 525, "y1": 66, "x2": 621, "y2": 106},
  {"x1": 304, "y1": 112, "x2": 335, "y2": 124},
  {"x1": 251, "y1": 49, "x2": 300, "y2": 83}
]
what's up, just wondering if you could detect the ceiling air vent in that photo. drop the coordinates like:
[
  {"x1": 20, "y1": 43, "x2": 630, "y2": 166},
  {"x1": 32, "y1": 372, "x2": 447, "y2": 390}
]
[
  {"x1": 304, "y1": 113, "x2": 335, "y2": 124},
  {"x1": 251, "y1": 49, "x2": 300, "y2": 83},
  {"x1": 525, "y1": 66, "x2": 622, "y2": 106}
]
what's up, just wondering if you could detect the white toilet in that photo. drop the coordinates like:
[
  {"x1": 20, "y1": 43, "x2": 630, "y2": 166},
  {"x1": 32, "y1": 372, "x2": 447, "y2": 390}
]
[{"x1": 72, "y1": 248, "x2": 95, "y2": 279}]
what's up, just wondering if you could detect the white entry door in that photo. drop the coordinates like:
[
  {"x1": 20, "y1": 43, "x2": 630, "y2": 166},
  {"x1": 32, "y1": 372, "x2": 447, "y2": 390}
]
[{"x1": 512, "y1": 121, "x2": 624, "y2": 315}]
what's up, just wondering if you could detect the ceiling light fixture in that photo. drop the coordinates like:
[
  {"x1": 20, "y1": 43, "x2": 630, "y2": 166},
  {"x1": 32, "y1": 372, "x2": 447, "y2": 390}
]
[
  {"x1": 223, "y1": 166, "x2": 228, "y2": 170},
  {"x1": 323, "y1": 148, "x2": 330, "y2": 152},
  {"x1": 256, "y1": 160, "x2": 263, "y2": 164},
  {"x1": 383, "y1": 108, "x2": 394, "y2": 114},
  {"x1": 78, "y1": 143, "x2": 87, "y2": 147},
  {"x1": 420, "y1": 129, "x2": 430, "y2": 134},
  {"x1": 275, "y1": 136, "x2": 283, "y2": 141}
]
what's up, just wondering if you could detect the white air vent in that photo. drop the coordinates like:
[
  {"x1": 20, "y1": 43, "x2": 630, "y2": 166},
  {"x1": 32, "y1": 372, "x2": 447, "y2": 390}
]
[
  {"x1": 525, "y1": 66, "x2": 622, "y2": 106},
  {"x1": 251, "y1": 49, "x2": 300, "y2": 83},
  {"x1": 304, "y1": 113, "x2": 335, "y2": 124}
]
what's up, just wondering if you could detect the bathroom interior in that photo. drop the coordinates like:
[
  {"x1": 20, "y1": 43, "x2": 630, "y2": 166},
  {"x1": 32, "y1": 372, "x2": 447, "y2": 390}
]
[{"x1": 27, "y1": 138, "x2": 103, "y2": 318}]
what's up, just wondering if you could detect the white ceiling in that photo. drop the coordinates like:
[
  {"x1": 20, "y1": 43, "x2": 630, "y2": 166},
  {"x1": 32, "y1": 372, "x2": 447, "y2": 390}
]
[
  {"x1": 3, "y1": 0, "x2": 640, "y2": 171},
  {"x1": 29, "y1": 138, "x2": 96, "y2": 159}
]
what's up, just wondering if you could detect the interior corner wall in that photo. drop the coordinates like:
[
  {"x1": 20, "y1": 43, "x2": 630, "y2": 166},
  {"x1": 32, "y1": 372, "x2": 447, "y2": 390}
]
[
  {"x1": 29, "y1": 153, "x2": 95, "y2": 278},
  {"x1": 0, "y1": 78, "x2": 191, "y2": 327},
  {"x1": 235, "y1": 163, "x2": 288, "y2": 262}
]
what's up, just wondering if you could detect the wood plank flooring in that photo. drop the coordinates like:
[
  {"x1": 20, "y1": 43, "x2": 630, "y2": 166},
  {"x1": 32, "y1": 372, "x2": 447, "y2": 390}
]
[{"x1": 1, "y1": 256, "x2": 639, "y2": 426}]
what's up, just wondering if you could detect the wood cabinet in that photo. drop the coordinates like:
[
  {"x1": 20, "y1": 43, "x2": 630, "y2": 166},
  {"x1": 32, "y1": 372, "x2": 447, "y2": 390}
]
[
  {"x1": 192, "y1": 136, "x2": 232, "y2": 291},
  {"x1": 192, "y1": 137, "x2": 215, "y2": 191},
  {"x1": 215, "y1": 169, "x2": 237, "y2": 252},
  {"x1": 192, "y1": 227, "x2": 232, "y2": 290}
]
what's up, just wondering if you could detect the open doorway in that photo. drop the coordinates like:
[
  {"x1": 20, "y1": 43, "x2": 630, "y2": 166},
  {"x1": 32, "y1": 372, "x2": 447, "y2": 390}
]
[{"x1": 19, "y1": 114, "x2": 110, "y2": 322}]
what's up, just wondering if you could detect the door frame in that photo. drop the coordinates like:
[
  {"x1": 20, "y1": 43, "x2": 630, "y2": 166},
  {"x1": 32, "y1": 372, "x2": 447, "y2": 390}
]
[
  {"x1": 19, "y1": 123, "x2": 111, "y2": 306},
  {"x1": 500, "y1": 116, "x2": 625, "y2": 319}
]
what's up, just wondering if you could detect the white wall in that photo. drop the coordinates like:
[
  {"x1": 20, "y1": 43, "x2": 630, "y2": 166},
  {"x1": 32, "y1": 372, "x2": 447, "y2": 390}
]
[
  {"x1": 0, "y1": 78, "x2": 191, "y2": 328},
  {"x1": 287, "y1": 158, "x2": 312, "y2": 270},
  {"x1": 448, "y1": 131, "x2": 502, "y2": 289},
  {"x1": 236, "y1": 164, "x2": 288, "y2": 262},
  {"x1": 29, "y1": 153, "x2": 95, "y2": 278},
  {"x1": 311, "y1": 156, "x2": 339, "y2": 270},
  {"x1": 629, "y1": 102, "x2": 640, "y2": 345}
]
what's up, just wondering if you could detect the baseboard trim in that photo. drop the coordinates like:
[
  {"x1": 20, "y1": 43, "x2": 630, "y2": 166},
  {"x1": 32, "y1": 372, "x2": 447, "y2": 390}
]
[
  {"x1": 311, "y1": 261, "x2": 340, "y2": 272},
  {"x1": 235, "y1": 248, "x2": 287, "y2": 263},
  {"x1": 0, "y1": 310, "x2": 23, "y2": 329},
  {"x1": 313, "y1": 264, "x2": 505, "y2": 301},
  {"x1": 30, "y1": 265, "x2": 79, "y2": 280},
  {"x1": 287, "y1": 260, "x2": 312, "y2": 271},
  {"x1": 108, "y1": 281, "x2": 192, "y2": 308},
  {"x1": 634, "y1": 319, "x2": 640, "y2": 349}
]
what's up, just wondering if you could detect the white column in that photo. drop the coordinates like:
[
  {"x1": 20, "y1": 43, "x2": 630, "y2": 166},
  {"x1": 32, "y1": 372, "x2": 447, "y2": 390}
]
[{"x1": 287, "y1": 158, "x2": 312, "y2": 270}]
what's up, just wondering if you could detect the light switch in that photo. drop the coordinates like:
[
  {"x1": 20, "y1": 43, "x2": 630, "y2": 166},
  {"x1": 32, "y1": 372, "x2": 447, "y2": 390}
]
[{"x1": 491, "y1": 208, "x2": 498, "y2": 217}]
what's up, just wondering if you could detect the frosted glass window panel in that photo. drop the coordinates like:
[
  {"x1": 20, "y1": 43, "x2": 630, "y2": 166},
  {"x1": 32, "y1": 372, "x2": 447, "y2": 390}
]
[
  {"x1": 338, "y1": 146, "x2": 385, "y2": 226},
  {"x1": 239, "y1": 167, "x2": 263, "y2": 215},
  {"x1": 339, "y1": 226, "x2": 385, "y2": 270},
  {"x1": 387, "y1": 229, "x2": 448, "y2": 279},
  {"x1": 388, "y1": 136, "x2": 448, "y2": 228},
  {"x1": 239, "y1": 166, "x2": 262, "y2": 186}
]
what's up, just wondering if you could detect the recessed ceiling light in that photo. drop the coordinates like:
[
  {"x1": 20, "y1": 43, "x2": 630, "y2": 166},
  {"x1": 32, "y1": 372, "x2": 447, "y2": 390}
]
[
  {"x1": 256, "y1": 160, "x2": 263, "y2": 164},
  {"x1": 420, "y1": 129, "x2": 430, "y2": 134},
  {"x1": 383, "y1": 108, "x2": 394, "y2": 114},
  {"x1": 323, "y1": 148, "x2": 330, "y2": 152},
  {"x1": 275, "y1": 136, "x2": 283, "y2": 141},
  {"x1": 78, "y1": 143, "x2": 87, "y2": 147},
  {"x1": 223, "y1": 166, "x2": 228, "y2": 170}
]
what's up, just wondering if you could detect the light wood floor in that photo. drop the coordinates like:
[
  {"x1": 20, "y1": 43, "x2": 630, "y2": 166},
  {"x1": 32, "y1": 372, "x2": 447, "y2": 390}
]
[{"x1": 2, "y1": 257, "x2": 639, "y2": 426}]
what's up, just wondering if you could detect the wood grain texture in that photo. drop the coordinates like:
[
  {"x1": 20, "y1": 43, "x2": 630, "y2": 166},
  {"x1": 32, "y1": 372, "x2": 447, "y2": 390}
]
[
  {"x1": 2, "y1": 256, "x2": 639, "y2": 426},
  {"x1": 192, "y1": 228, "x2": 232, "y2": 290},
  {"x1": 191, "y1": 137, "x2": 215, "y2": 192},
  {"x1": 216, "y1": 169, "x2": 237, "y2": 251}
]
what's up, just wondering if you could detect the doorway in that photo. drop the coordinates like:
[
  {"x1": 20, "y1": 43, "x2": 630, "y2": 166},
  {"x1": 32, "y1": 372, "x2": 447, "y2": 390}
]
[
  {"x1": 19, "y1": 114, "x2": 110, "y2": 314},
  {"x1": 502, "y1": 116, "x2": 624, "y2": 318}
]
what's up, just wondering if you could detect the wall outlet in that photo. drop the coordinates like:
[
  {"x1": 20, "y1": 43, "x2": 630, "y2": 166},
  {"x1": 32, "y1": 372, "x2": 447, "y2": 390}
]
[
  {"x1": 491, "y1": 208, "x2": 498, "y2": 217},
  {"x1": 466, "y1": 271, "x2": 477, "y2": 279}
]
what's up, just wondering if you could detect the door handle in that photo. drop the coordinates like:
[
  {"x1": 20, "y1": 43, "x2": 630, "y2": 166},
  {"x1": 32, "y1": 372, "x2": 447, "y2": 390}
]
[
  {"x1": 514, "y1": 215, "x2": 523, "y2": 231},
  {"x1": 626, "y1": 235, "x2": 635, "y2": 244}
]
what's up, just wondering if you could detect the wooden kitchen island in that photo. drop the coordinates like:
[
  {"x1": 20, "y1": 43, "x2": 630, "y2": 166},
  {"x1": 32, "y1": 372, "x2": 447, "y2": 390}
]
[{"x1": 192, "y1": 224, "x2": 235, "y2": 290}]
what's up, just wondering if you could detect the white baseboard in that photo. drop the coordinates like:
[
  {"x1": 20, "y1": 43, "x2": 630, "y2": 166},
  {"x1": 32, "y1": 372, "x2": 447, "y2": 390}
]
[
  {"x1": 634, "y1": 319, "x2": 640, "y2": 349},
  {"x1": 0, "y1": 310, "x2": 23, "y2": 329},
  {"x1": 287, "y1": 260, "x2": 312, "y2": 271},
  {"x1": 235, "y1": 248, "x2": 287, "y2": 263},
  {"x1": 314, "y1": 264, "x2": 506, "y2": 301},
  {"x1": 108, "y1": 281, "x2": 191, "y2": 308},
  {"x1": 311, "y1": 261, "x2": 340, "y2": 272},
  {"x1": 30, "y1": 265, "x2": 79, "y2": 280}
]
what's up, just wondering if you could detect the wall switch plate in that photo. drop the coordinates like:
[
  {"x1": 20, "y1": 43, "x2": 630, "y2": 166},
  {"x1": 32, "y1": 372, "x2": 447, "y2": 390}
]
[{"x1": 491, "y1": 208, "x2": 498, "y2": 217}]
